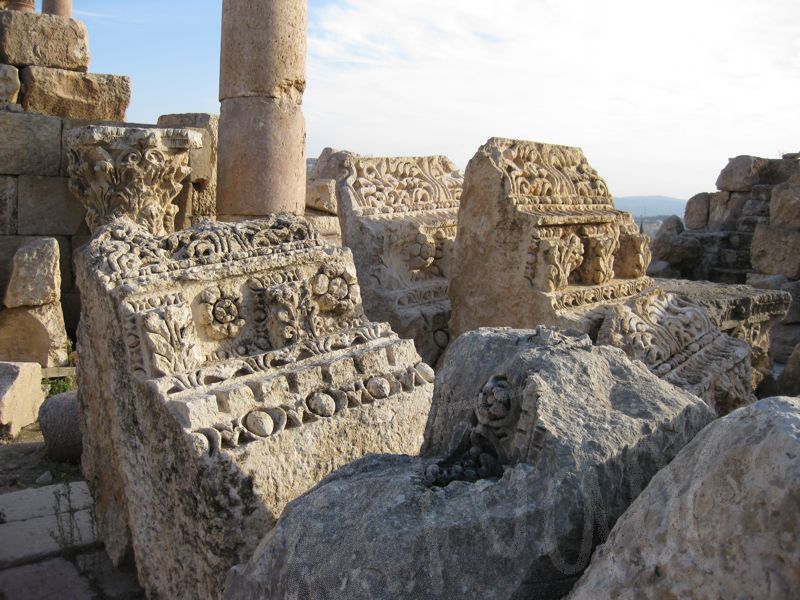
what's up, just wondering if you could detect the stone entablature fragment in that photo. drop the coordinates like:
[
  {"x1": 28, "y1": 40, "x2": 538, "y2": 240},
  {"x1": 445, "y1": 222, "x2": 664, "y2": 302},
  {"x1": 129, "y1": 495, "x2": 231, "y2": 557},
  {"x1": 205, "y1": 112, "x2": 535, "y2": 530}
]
[
  {"x1": 450, "y1": 137, "x2": 652, "y2": 337},
  {"x1": 66, "y1": 126, "x2": 202, "y2": 236},
  {"x1": 311, "y1": 149, "x2": 463, "y2": 364},
  {"x1": 75, "y1": 215, "x2": 433, "y2": 597}
]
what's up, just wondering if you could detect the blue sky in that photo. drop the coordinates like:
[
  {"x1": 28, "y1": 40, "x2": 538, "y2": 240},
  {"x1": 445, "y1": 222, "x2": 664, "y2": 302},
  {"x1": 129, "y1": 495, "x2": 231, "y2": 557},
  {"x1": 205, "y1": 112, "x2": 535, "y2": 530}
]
[{"x1": 64, "y1": 0, "x2": 799, "y2": 199}]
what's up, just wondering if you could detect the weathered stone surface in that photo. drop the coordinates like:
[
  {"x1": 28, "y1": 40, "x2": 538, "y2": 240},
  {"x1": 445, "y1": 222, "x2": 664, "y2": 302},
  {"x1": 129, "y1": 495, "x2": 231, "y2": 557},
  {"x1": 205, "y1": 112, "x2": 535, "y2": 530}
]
[
  {"x1": 3, "y1": 237, "x2": 60, "y2": 307},
  {"x1": 217, "y1": 97, "x2": 306, "y2": 218},
  {"x1": 311, "y1": 149, "x2": 463, "y2": 365},
  {"x1": 770, "y1": 178, "x2": 800, "y2": 230},
  {"x1": 598, "y1": 289, "x2": 754, "y2": 414},
  {"x1": 0, "y1": 482, "x2": 97, "y2": 567},
  {"x1": 20, "y1": 66, "x2": 130, "y2": 120},
  {"x1": 39, "y1": 390, "x2": 81, "y2": 462},
  {"x1": 0, "y1": 110, "x2": 61, "y2": 176},
  {"x1": 0, "y1": 175, "x2": 16, "y2": 234},
  {"x1": 683, "y1": 191, "x2": 709, "y2": 229},
  {"x1": 305, "y1": 177, "x2": 337, "y2": 215},
  {"x1": 0, "y1": 62, "x2": 19, "y2": 103},
  {"x1": 656, "y1": 278, "x2": 791, "y2": 387},
  {"x1": 75, "y1": 215, "x2": 433, "y2": 598},
  {"x1": 157, "y1": 113, "x2": 219, "y2": 219},
  {"x1": 777, "y1": 345, "x2": 800, "y2": 395},
  {"x1": 450, "y1": 137, "x2": 653, "y2": 339},
  {"x1": 0, "y1": 558, "x2": 95, "y2": 600},
  {"x1": 715, "y1": 155, "x2": 769, "y2": 192},
  {"x1": 570, "y1": 396, "x2": 800, "y2": 600},
  {"x1": 66, "y1": 126, "x2": 201, "y2": 235},
  {"x1": 0, "y1": 10, "x2": 89, "y2": 71},
  {"x1": 0, "y1": 235, "x2": 70, "y2": 300},
  {"x1": 16, "y1": 175, "x2": 85, "y2": 235},
  {"x1": 649, "y1": 216, "x2": 703, "y2": 278},
  {"x1": 751, "y1": 223, "x2": 800, "y2": 279},
  {"x1": 707, "y1": 191, "x2": 748, "y2": 230},
  {"x1": 41, "y1": 0, "x2": 72, "y2": 17},
  {"x1": 0, "y1": 302, "x2": 68, "y2": 367},
  {"x1": 225, "y1": 328, "x2": 714, "y2": 599},
  {"x1": 0, "y1": 361, "x2": 43, "y2": 437},
  {"x1": 304, "y1": 209, "x2": 341, "y2": 246},
  {"x1": 771, "y1": 323, "x2": 800, "y2": 364}
]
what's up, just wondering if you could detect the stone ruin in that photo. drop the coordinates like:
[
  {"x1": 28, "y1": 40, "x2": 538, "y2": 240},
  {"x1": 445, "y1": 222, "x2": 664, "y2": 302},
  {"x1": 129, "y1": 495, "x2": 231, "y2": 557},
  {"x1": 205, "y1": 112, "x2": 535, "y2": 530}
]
[
  {"x1": 308, "y1": 149, "x2": 463, "y2": 364},
  {"x1": 448, "y1": 137, "x2": 762, "y2": 414},
  {"x1": 74, "y1": 214, "x2": 433, "y2": 597},
  {"x1": 650, "y1": 153, "x2": 800, "y2": 372}
]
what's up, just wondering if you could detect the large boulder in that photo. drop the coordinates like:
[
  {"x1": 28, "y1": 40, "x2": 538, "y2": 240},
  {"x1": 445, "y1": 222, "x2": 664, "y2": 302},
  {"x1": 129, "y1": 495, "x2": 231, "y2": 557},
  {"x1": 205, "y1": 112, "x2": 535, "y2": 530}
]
[
  {"x1": 225, "y1": 328, "x2": 715, "y2": 599},
  {"x1": 569, "y1": 397, "x2": 800, "y2": 599},
  {"x1": 683, "y1": 192, "x2": 709, "y2": 230}
]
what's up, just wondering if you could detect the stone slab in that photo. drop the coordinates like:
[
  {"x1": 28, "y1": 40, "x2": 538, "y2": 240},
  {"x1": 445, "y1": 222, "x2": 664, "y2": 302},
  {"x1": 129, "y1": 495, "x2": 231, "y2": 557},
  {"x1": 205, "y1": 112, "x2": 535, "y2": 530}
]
[
  {"x1": 0, "y1": 558, "x2": 95, "y2": 600},
  {"x1": 770, "y1": 179, "x2": 800, "y2": 230},
  {"x1": 0, "y1": 10, "x2": 89, "y2": 71},
  {"x1": 0, "y1": 62, "x2": 19, "y2": 103},
  {"x1": 751, "y1": 223, "x2": 800, "y2": 279},
  {"x1": 0, "y1": 110, "x2": 61, "y2": 176},
  {"x1": 17, "y1": 175, "x2": 85, "y2": 235},
  {"x1": 0, "y1": 175, "x2": 16, "y2": 234},
  {"x1": 0, "y1": 235, "x2": 70, "y2": 300},
  {"x1": 20, "y1": 66, "x2": 130, "y2": 120},
  {"x1": 4, "y1": 237, "x2": 60, "y2": 307},
  {"x1": 0, "y1": 361, "x2": 43, "y2": 438}
]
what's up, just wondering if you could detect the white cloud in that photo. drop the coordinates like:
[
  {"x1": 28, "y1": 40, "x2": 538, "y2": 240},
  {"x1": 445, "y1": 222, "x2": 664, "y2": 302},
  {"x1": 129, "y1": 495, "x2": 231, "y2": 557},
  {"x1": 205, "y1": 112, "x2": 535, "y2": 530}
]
[{"x1": 305, "y1": 0, "x2": 800, "y2": 198}]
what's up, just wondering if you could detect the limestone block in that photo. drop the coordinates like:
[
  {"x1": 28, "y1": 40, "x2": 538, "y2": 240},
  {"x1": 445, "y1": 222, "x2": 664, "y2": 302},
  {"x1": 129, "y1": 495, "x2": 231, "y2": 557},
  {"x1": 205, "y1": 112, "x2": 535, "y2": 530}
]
[
  {"x1": 224, "y1": 328, "x2": 714, "y2": 599},
  {"x1": 0, "y1": 482, "x2": 98, "y2": 567},
  {"x1": 39, "y1": 390, "x2": 81, "y2": 462},
  {"x1": 570, "y1": 397, "x2": 800, "y2": 600},
  {"x1": 770, "y1": 178, "x2": 800, "y2": 229},
  {"x1": 0, "y1": 10, "x2": 89, "y2": 71},
  {"x1": 0, "y1": 302, "x2": 69, "y2": 367},
  {"x1": 771, "y1": 322, "x2": 800, "y2": 363},
  {"x1": 751, "y1": 223, "x2": 800, "y2": 278},
  {"x1": 598, "y1": 289, "x2": 754, "y2": 415},
  {"x1": 0, "y1": 110, "x2": 61, "y2": 176},
  {"x1": 217, "y1": 97, "x2": 306, "y2": 217},
  {"x1": 65, "y1": 126, "x2": 202, "y2": 235},
  {"x1": 157, "y1": 113, "x2": 219, "y2": 185},
  {"x1": 20, "y1": 66, "x2": 130, "y2": 120},
  {"x1": 17, "y1": 175, "x2": 85, "y2": 235},
  {"x1": 715, "y1": 155, "x2": 768, "y2": 192},
  {"x1": 0, "y1": 361, "x2": 43, "y2": 437},
  {"x1": 683, "y1": 191, "x2": 709, "y2": 229},
  {"x1": 450, "y1": 137, "x2": 653, "y2": 339},
  {"x1": 304, "y1": 210, "x2": 341, "y2": 246},
  {"x1": 305, "y1": 177, "x2": 337, "y2": 215},
  {"x1": 0, "y1": 62, "x2": 19, "y2": 103},
  {"x1": 4, "y1": 237, "x2": 60, "y2": 307},
  {"x1": 706, "y1": 190, "x2": 747, "y2": 230},
  {"x1": 219, "y1": 0, "x2": 306, "y2": 101},
  {"x1": 0, "y1": 175, "x2": 16, "y2": 234},
  {"x1": 0, "y1": 234, "x2": 70, "y2": 299},
  {"x1": 75, "y1": 215, "x2": 434, "y2": 597}
]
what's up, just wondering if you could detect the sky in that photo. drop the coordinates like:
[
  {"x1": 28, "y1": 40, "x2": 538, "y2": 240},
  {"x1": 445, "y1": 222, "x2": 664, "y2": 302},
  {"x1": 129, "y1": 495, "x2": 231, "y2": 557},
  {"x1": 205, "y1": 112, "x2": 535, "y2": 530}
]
[{"x1": 64, "y1": 0, "x2": 799, "y2": 199}]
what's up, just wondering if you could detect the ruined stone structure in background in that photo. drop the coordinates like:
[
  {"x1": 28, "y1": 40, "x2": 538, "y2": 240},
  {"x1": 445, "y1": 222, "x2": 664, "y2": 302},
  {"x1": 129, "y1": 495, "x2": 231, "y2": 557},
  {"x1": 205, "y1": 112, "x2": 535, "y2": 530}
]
[
  {"x1": 225, "y1": 327, "x2": 714, "y2": 599},
  {"x1": 217, "y1": 0, "x2": 307, "y2": 218},
  {"x1": 66, "y1": 126, "x2": 203, "y2": 235},
  {"x1": 75, "y1": 216, "x2": 433, "y2": 598},
  {"x1": 449, "y1": 137, "x2": 652, "y2": 338},
  {"x1": 649, "y1": 154, "x2": 800, "y2": 367},
  {"x1": 308, "y1": 148, "x2": 463, "y2": 364}
]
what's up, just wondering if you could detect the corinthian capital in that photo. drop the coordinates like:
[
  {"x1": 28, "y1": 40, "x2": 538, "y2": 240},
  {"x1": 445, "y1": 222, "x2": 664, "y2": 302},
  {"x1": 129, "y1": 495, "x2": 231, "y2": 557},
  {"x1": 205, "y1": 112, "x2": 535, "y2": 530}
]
[{"x1": 66, "y1": 126, "x2": 203, "y2": 236}]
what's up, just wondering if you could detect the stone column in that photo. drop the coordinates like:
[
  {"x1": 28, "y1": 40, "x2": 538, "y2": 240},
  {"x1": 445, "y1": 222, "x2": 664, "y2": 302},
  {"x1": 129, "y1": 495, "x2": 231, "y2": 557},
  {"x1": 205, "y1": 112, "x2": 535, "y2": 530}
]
[
  {"x1": 6, "y1": 0, "x2": 35, "y2": 12},
  {"x1": 42, "y1": 0, "x2": 73, "y2": 17},
  {"x1": 217, "y1": 0, "x2": 307, "y2": 219}
]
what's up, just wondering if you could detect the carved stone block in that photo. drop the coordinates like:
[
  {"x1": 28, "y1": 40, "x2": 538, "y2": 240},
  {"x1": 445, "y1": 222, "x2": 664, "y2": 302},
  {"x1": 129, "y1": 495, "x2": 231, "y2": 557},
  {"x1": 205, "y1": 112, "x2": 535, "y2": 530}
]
[
  {"x1": 74, "y1": 215, "x2": 433, "y2": 597},
  {"x1": 310, "y1": 148, "x2": 462, "y2": 364},
  {"x1": 449, "y1": 137, "x2": 653, "y2": 338},
  {"x1": 0, "y1": 10, "x2": 89, "y2": 71},
  {"x1": 65, "y1": 126, "x2": 202, "y2": 236}
]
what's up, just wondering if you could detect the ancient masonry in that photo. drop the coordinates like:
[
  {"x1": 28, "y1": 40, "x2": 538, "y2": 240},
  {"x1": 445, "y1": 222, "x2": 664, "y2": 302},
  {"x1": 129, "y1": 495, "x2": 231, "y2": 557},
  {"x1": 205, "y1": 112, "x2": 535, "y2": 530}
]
[
  {"x1": 448, "y1": 137, "x2": 766, "y2": 413},
  {"x1": 308, "y1": 148, "x2": 463, "y2": 364},
  {"x1": 650, "y1": 153, "x2": 800, "y2": 367}
]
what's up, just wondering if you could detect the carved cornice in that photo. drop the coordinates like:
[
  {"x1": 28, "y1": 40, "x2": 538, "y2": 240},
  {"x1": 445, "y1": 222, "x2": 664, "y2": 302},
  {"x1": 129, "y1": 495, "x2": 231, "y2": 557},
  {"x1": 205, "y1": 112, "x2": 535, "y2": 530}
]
[{"x1": 66, "y1": 126, "x2": 203, "y2": 236}]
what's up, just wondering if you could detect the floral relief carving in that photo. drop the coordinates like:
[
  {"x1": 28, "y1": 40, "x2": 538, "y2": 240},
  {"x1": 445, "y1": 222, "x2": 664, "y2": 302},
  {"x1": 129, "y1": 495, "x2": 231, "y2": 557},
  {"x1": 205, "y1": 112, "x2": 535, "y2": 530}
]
[{"x1": 197, "y1": 286, "x2": 245, "y2": 341}]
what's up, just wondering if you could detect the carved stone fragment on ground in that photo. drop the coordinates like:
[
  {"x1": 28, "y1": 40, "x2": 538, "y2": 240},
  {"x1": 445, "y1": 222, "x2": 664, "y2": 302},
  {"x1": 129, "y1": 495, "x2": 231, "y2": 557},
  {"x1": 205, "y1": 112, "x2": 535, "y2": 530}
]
[
  {"x1": 224, "y1": 327, "x2": 714, "y2": 599},
  {"x1": 65, "y1": 126, "x2": 203, "y2": 236},
  {"x1": 310, "y1": 148, "x2": 463, "y2": 365},
  {"x1": 75, "y1": 214, "x2": 433, "y2": 598},
  {"x1": 449, "y1": 137, "x2": 653, "y2": 338}
]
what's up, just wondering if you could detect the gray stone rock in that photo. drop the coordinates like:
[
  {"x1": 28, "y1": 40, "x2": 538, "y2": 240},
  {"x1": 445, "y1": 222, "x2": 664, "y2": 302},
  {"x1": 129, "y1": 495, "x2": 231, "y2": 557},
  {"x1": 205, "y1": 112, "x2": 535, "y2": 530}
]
[
  {"x1": 683, "y1": 192, "x2": 709, "y2": 229},
  {"x1": 777, "y1": 345, "x2": 800, "y2": 396},
  {"x1": 39, "y1": 390, "x2": 81, "y2": 463},
  {"x1": 569, "y1": 397, "x2": 800, "y2": 599},
  {"x1": 715, "y1": 156, "x2": 768, "y2": 192},
  {"x1": 225, "y1": 328, "x2": 715, "y2": 600},
  {"x1": 3, "y1": 237, "x2": 61, "y2": 308},
  {"x1": 0, "y1": 110, "x2": 61, "y2": 177}
]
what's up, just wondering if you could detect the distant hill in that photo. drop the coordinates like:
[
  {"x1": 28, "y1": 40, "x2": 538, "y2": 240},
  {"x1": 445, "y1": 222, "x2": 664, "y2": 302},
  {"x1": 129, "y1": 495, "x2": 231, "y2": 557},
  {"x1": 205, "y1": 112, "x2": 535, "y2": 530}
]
[{"x1": 614, "y1": 196, "x2": 686, "y2": 218}]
